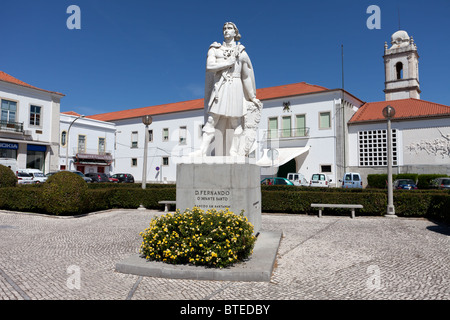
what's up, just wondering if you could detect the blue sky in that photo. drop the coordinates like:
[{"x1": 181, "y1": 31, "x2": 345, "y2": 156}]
[{"x1": 1, "y1": 0, "x2": 449, "y2": 115}]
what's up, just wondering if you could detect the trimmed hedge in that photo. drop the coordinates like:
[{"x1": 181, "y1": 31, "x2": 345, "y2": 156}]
[
  {"x1": 367, "y1": 173, "x2": 449, "y2": 189},
  {"x1": 0, "y1": 183, "x2": 449, "y2": 224},
  {"x1": 0, "y1": 184, "x2": 176, "y2": 216}
]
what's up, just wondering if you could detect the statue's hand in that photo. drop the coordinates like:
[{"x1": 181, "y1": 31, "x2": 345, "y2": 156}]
[{"x1": 252, "y1": 98, "x2": 262, "y2": 109}]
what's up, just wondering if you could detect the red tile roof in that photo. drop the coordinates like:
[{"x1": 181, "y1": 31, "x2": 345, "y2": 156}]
[
  {"x1": 61, "y1": 111, "x2": 82, "y2": 117},
  {"x1": 0, "y1": 71, "x2": 64, "y2": 96},
  {"x1": 349, "y1": 98, "x2": 450, "y2": 123},
  {"x1": 87, "y1": 82, "x2": 330, "y2": 121}
]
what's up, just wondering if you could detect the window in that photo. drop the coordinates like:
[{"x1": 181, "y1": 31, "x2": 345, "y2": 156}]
[
  {"x1": 78, "y1": 135, "x2": 86, "y2": 153},
  {"x1": 61, "y1": 131, "x2": 67, "y2": 147},
  {"x1": 321, "y1": 165, "x2": 332, "y2": 173},
  {"x1": 131, "y1": 131, "x2": 138, "y2": 148},
  {"x1": 1, "y1": 99, "x2": 17, "y2": 122},
  {"x1": 98, "y1": 137, "x2": 105, "y2": 154},
  {"x1": 163, "y1": 128, "x2": 169, "y2": 142},
  {"x1": 319, "y1": 112, "x2": 331, "y2": 129},
  {"x1": 358, "y1": 129, "x2": 397, "y2": 167},
  {"x1": 295, "y1": 114, "x2": 306, "y2": 137},
  {"x1": 162, "y1": 156, "x2": 169, "y2": 166},
  {"x1": 30, "y1": 105, "x2": 41, "y2": 126},
  {"x1": 396, "y1": 62, "x2": 403, "y2": 80},
  {"x1": 148, "y1": 129, "x2": 153, "y2": 142},
  {"x1": 281, "y1": 116, "x2": 291, "y2": 138},
  {"x1": 131, "y1": 158, "x2": 137, "y2": 166},
  {"x1": 179, "y1": 126, "x2": 187, "y2": 144},
  {"x1": 268, "y1": 117, "x2": 278, "y2": 139}
]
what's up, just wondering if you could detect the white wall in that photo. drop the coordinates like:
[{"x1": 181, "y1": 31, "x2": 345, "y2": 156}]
[
  {"x1": 60, "y1": 114, "x2": 116, "y2": 172},
  {"x1": 348, "y1": 117, "x2": 450, "y2": 171},
  {"x1": 111, "y1": 91, "x2": 363, "y2": 185},
  {"x1": 113, "y1": 109, "x2": 204, "y2": 183},
  {"x1": 0, "y1": 81, "x2": 62, "y2": 172}
]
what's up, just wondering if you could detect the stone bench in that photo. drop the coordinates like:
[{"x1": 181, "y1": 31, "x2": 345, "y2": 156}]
[
  {"x1": 158, "y1": 201, "x2": 176, "y2": 213},
  {"x1": 310, "y1": 203, "x2": 363, "y2": 219}
]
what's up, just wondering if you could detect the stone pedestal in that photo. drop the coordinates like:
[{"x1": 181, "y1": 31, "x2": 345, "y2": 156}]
[{"x1": 176, "y1": 158, "x2": 261, "y2": 233}]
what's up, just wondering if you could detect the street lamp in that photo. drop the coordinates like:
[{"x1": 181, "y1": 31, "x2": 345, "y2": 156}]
[
  {"x1": 65, "y1": 114, "x2": 84, "y2": 171},
  {"x1": 382, "y1": 105, "x2": 396, "y2": 217},
  {"x1": 141, "y1": 115, "x2": 152, "y2": 189}
]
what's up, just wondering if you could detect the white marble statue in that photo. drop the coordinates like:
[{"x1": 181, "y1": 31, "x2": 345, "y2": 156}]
[{"x1": 191, "y1": 22, "x2": 262, "y2": 157}]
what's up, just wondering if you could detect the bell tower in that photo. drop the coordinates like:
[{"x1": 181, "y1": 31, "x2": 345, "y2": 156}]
[{"x1": 383, "y1": 30, "x2": 420, "y2": 101}]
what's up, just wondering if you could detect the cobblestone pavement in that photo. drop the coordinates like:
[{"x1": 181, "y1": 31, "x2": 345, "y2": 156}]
[{"x1": 0, "y1": 209, "x2": 449, "y2": 300}]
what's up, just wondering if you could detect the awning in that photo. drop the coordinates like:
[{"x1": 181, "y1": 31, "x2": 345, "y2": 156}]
[
  {"x1": 76, "y1": 153, "x2": 113, "y2": 161},
  {"x1": 75, "y1": 153, "x2": 113, "y2": 166},
  {"x1": 256, "y1": 146, "x2": 310, "y2": 167}
]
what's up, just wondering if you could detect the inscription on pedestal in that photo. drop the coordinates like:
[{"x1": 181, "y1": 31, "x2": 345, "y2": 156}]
[{"x1": 194, "y1": 189, "x2": 231, "y2": 210}]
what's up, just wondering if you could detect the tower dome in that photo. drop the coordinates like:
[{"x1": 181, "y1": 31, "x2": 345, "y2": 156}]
[{"x1": 390, "y1": 30, "x2": 410, "y2": 48}]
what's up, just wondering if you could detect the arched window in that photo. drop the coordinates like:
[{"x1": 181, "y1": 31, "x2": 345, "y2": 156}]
[
  {"x1": 396, "y1": 62, "x2": 403, "y2": 80},
  {"x1": 61, "y1": 130, "x2": 67, "y2": 147}
]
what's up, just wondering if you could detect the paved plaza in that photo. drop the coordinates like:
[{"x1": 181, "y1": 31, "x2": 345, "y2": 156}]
[{"x1": 0, "y1": 208, "x2": 449, "y2": 301}]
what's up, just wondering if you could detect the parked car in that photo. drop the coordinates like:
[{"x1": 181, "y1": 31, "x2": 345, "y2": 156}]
[
  {"x1": 429, "y1": 177, "x2": 450, "y2": 190},
  {"x1": 309, "y1": 173, "x2": 331, "y2": 187},
  {"x1": 393, "y1": 179, "x2": 418, "y2": 190},
  {"x1": 107, "y1": 173, "x2": 119, "y2": 183},
  {"x1": 287, "y1": 172, "x2": 309, "y2": 186},
  {"x1": 340, "y1": 172, "x2": 363, "y2": 189},
  {"x1": 261, "y1": 177, "x2": 294, "y2": 186},
  {"x1": 46, "y1": 170, "x2": 92, "y2": 183},
  {"x1": 85, "y1": 172, "x2": 110, "y2": 183},
  {"x1": 16, "y1": 171, "x2": 35, "y2": 184},
  {"x1": 112, "y1": 173, "x2": 135, "y2": 183},
  {"x1": 18, "y1": 169, "x2": 47, "y2": 183}
]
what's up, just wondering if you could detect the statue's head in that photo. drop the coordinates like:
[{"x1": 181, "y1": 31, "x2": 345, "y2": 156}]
[{"x1": 223, "y1": 22, "x2": 241, "y2": 41}]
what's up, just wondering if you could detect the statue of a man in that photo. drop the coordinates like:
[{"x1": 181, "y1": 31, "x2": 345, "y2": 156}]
[{"x1": 192, "y1": 22, "x2": 262, "y2": 157}]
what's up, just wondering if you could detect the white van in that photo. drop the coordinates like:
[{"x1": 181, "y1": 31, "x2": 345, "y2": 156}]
[
  {"x1": 18, "y1": 169, "x2": 47, "y2": 183},
  {"x1": 340, "y1": 172, "x2": 363, "y2": 189},
  {"x1": 287, "y1": 172, "x2": 309, "y2": 186},
  {"x1": 309, "y1": 173, "x2": 332, "y2": 187}
]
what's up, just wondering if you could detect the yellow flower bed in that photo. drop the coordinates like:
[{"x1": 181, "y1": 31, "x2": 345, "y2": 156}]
[{"x1": 139, "y1": 207, "x2": 256, "y2": 268}]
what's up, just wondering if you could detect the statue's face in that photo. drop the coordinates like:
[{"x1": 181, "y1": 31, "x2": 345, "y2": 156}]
[{"x1": 223, "y1": 24, "x2": 236, "y2": 40}]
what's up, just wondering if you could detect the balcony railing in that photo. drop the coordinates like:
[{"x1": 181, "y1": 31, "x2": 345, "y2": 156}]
[
  {"x1": 73, "y1": 148, "x2": 111, "y2": 156},
  {"x1": 0, "y1": 120, "x2": 23, "y2": 133},
  {"x1": 265, "y1": 127, "x2": 310, "y2": 140}
]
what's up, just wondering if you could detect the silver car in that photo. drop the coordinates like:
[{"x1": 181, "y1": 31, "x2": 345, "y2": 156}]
[{"x1": 430, "y1": 177, "x2": 450, "y2": 190}]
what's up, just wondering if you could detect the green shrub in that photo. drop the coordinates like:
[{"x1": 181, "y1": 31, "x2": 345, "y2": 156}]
[
  {"x1": 417, "y1": 174, "x2": 449, "y2": 189},
  {"x1": 367, "y1": 174, "x2": 387, "y2": 189},
  {"x1": 139, "y1": 207, "x2": 256, "y2": 268},
  {"x1": 42, "y1": 171, "x2": 88, "y2": 215},
  {"x1": 0, "y1": 164, "x2": 17, "y2": 188},
  {"x1": 367, "y1": 173, "x2": 449, "y2": 189},
  {"x1": 261, "y1": 188, "x2": 386, "y2": 216}
]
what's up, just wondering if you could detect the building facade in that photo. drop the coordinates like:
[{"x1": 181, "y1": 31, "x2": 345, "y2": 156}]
[
  {"x1": 89, "y1": 83, "x2": 364, "y2": 185},
  {"x1": 3, "y1": 29, "x2": 447, "y2": 188},
  {"x1": 59, "y1": 112, "x2": 116, "y2": 174},
  {"x1": 0, "y1": 71, "x2": 64, "y2": 173},
  {"x1": 348, "y1": 30, "x2": 450, "y2": 186}
]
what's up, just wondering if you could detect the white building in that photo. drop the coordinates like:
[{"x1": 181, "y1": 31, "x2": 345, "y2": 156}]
[
  {"x1": 0, "y1": 70, "x2": 64, "y2": 173},
  {"x1": 4, "y1": 28, "x2": 446, "y2": 187},
  {"x1": 89, "y1": 83, "x2": 364, "y2": 185},
  {"x1": 86, "y1": 29, "x2": 449, "y2": 186},
  {"x1": 347, "y1": 30, "x2": 450, "y2": 185},
  {"x1": 59, "y1": 111, "x2": 116, "y2": 174}
]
